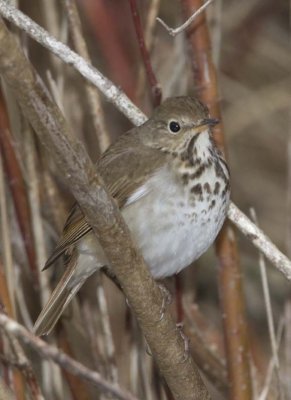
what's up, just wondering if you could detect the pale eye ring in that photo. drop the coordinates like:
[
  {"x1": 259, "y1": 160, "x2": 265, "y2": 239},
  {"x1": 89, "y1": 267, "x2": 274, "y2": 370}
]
[{"x1": 168, "y1": 120, "x2": 181, "y2": 134}]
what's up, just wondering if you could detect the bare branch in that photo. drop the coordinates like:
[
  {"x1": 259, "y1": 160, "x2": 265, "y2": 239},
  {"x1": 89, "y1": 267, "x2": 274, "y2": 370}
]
[
  {"x1": 228, "y1": 203, "x2": 291, "y2": 280},
  {"x1": 0, "y1": 313, "x2": 138, "y2": 400},
  {"x1": 0, "y1": 1, "x2": 146, "y2": 126},
  {"x1": 157, "y1": 0, "x2": 214, "y2": 36}
]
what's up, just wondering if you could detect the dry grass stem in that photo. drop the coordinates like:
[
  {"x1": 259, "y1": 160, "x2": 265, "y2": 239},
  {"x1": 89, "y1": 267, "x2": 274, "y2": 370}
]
[
  {"x1": 258, "y1": 318, "x2": 285, "y2": 400},
  {"x1": 136, "y1": 0, "x2": 161, "y2": 100},
  {"x1": 250, "y1": 208, "x2": 285, "y2": 399},
  {"x1": 63, "y1": 0, "x2": 110, "y2": 153},
  {"x1": 23, "y1": 122, "x2": 50, "y2": 307}
]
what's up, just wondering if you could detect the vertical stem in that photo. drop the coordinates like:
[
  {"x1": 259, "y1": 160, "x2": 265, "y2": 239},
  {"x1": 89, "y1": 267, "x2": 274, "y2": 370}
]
[
  {"x1": 0, "y1": 91, "x2": 38, "y2": 286},
  {"x1": 180, "y1": 1, "x2": 253, "y2": 398},
  {"x1": 128, "y1": 0, "x2": 162, "y2": 107},
  {"x1": 64, "y1": 0, "x2": 111, "y2": 153}
]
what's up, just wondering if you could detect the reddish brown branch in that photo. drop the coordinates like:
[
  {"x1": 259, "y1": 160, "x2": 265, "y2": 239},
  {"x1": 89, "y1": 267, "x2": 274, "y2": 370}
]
[
  {"x1": 58, "y1": 331, "x2": 94, "y2": 400},
  {"x1": 128, "y1": 0, "x2": 162, "y2": 107},
  {"x1": 180, "y1": 0, "x2": 225, "y2": 153},
  {"x1": 79, "y1": 0, "x2": 137, "y2": 102},
  {"x1": 0, "y1": 91, "x2": 38, "y2": 286},
  {"x1": 0, "y1": 261, "x2": 42, "y2": 400},
  {"x1": 180, "y1": 0, "x2": 253, "y2": 398}
]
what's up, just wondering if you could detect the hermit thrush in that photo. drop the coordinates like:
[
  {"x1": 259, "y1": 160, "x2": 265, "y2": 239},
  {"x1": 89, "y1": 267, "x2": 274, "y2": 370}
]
[{"x1": 34, "y1": 96, "x2": 230, "y2": 335}]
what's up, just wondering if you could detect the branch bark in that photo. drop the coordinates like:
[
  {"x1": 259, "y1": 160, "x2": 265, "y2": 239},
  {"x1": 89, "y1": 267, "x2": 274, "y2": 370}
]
[{"x1": 0, "y1": 15, "x2": 210, "y2": 400}]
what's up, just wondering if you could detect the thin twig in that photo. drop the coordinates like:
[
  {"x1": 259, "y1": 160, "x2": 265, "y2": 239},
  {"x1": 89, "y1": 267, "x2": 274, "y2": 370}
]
[
  {"x1": 63, "y1": 0, "x2": 110, "y2": 153},
  {"x1": 0, "y1": 313, "x2": 139, "y2": 400},
  {"x1": 228, "y1": 203, "x2": 291, "y2": 280},
  {"x1": 136, "y1": 0, "x2": 161, "y2": 100},
  {"x1": 250, "y1": 208, "x2": 285, "y2": 399},
  {"x1": 249, "y1": 210, "x2": 279, "y2": 367},
  {"x1": 23, "y1": 121, "x2": 50, "y2": 307},
  {"x1": 258, "y1": 317, "x2": 285, "y2": 400},
  {"x1": 128, "y1": 0, "x2": 161, "y2": 106},
  {"x1": 157, "y1": 0, "x2": 214, "y2": 36}
]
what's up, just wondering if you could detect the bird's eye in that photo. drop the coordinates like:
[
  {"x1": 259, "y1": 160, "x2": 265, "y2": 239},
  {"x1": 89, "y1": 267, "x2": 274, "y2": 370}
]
[{"x1": 168, "y1": 120, "x2": 181, "y2": 133}]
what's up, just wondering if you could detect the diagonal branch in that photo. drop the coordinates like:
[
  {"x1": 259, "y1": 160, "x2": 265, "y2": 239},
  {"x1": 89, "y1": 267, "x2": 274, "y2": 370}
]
[
  {"x1": 0, "y1": 313, "x2": 138, "y2": 400},
  {"x1": 0, "y1": 1, "x2": 146, "y2": 126}
]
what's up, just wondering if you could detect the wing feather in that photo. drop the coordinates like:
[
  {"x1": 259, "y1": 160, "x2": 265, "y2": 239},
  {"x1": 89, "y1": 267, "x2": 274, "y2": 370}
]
[{"x1": 44, "y1": 129, "x2": 166, "y2": 269}]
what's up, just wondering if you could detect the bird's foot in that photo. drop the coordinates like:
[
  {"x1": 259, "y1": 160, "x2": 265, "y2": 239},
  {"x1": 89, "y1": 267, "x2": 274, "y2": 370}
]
[
  {"x1": 176, "y1": 322, "x2": 190, "y2": 363},
  {"x1": 156, "y1": 283, "x2": 172, "y2": 322}
]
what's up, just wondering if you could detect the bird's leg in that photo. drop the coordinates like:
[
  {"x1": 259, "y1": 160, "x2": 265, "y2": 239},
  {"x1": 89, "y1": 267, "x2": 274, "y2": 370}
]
[
  {"x1": 176, "y1": 322, "x2": 190, "y2": 363},
  {"x1": 156, "y1": 283, "x2": 172, "y2": 322}
]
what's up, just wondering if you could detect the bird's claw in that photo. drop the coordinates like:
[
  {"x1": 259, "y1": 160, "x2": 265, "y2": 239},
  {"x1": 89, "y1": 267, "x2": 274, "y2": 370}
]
[
  {"x1": 176, "y1": 322, "x2": 190, "y2": 363},
  {"x1": 156, "y1": 284, "x2": 172, "y2": 322}
]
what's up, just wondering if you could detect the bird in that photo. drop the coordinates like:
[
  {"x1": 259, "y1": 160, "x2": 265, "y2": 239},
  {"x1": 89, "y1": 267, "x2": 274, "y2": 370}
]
[{"x1": 34, "y1": 96, "x2": 230, "y2": 335}]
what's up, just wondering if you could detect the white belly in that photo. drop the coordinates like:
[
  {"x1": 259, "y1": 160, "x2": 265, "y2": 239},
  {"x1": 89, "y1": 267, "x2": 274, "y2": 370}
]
[
  {"x1": 122, "y1": 166, "x2": 229, "y2": 278},
  {"x1": 76, "y1": 165, "x2": 229, "y2": 284}
]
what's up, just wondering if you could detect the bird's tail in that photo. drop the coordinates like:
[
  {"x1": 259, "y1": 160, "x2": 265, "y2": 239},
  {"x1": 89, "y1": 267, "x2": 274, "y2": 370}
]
[{"x1": 34, "y1": 250, "x2": 83, "y2": 336}]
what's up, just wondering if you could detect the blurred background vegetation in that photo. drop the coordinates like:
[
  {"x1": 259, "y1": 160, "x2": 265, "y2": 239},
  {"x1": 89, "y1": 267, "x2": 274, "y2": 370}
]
[{"x1": 0, "y1": 0, "x2": 289, "y2": 399}]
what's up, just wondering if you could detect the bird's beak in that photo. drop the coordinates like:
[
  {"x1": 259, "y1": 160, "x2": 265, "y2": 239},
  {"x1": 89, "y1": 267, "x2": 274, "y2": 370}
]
[{"x1": 197, "y1": 118, "x2": 220, "y2": 128}]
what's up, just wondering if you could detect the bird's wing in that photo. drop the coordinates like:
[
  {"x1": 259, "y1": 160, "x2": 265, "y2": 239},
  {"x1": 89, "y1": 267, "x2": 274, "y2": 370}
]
[{"x1": 44, "y1": 130, "x2": 165, "y2": 269}]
